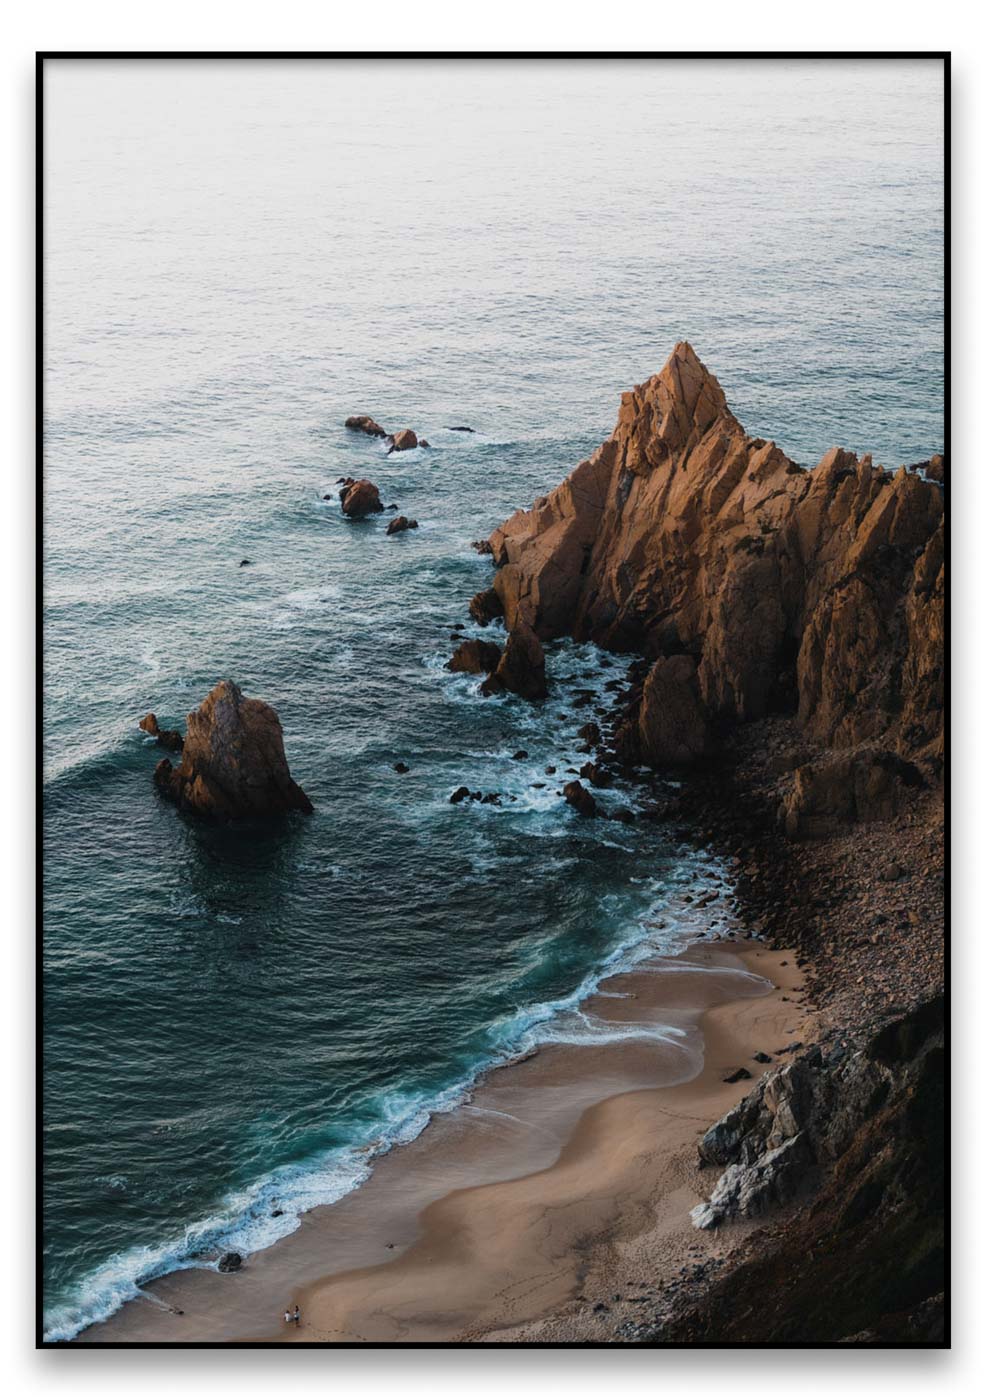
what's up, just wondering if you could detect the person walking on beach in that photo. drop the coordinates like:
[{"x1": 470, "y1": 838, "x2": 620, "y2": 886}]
[
  {"x1": 293, "y1": 1305, "x2": 301, "y2": 1327},
  {"x1": 284, "y1": 1308, "x2": 292, "y2": 1325}
]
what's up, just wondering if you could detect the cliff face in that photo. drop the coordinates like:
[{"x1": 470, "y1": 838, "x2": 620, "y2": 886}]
[
  {"x1": 488, "y1": 344, "x2": 943, "y2": 770},
  {"x1": 664, "y1": 997, "x2": 944, "y2": 1346}
]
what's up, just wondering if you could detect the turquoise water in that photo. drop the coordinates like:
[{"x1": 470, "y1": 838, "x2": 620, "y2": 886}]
[{"x1": 42, "y1": 59, "x2": 943, "y2": 1340}]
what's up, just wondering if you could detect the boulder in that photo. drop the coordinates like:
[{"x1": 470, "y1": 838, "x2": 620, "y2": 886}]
[
  {"x1": 446, "y1": 639, "x2": 503, "y2": 675},
  {"x1": 628, "y1": 654, "x2": 715, "y2": 766},
  {"x1": 563, "y1": 780, "x2": 597, "y2": 818},
  {"x1": 386, "y1": 515, "x2": 418, "y2": 535},
  {"x1": 152, "y1": 680, "x2": 313, "y2": 820},
  {"x1": 345, "y1": 415, "x2": 387, "y2": 438},
  {"x1": 341, "y1": 480, "x2": 384, "y2": 518},
  {"x1": 781, "y1": 750, "x2": 926, "y2": 839},
  {"x1": 386, "y1": 429, "x2": 418, "y2": 453},
  {"x1": 480, "y1": 617, "x2": 548, "y2": 700},
  {"x1": 217, "y1": 1252, "x2": 243, "y2": 1273}
]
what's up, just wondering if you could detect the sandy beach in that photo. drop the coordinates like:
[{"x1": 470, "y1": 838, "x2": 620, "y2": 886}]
[{"x1": 81, "y1": 939, "x2": 815, "y2": 1344}]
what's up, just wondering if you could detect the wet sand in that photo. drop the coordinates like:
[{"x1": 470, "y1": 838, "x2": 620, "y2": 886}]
[{"x1": 81, "y1": 940, "x2": 814, "y2": 1344}]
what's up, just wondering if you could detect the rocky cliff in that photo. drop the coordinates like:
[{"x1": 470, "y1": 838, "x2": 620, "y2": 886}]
[
  {"x1": 487, "y1": 344, "x2": 944, "y2": 777},
  {"x1": 663, "y1": 997, "x2": 944, "y2": 1345}
]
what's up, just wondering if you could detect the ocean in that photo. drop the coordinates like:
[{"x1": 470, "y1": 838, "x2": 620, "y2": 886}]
[{"x1": 42, "y1": 58, "x2": 944, "y2": 1340}]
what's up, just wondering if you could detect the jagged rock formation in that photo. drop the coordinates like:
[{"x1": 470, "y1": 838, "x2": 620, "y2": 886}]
[
  {"x1": 153, "y1": 680, "x2": 313, "y2": 819},
  {"x1": 667, "y1": 997, "x2": 944, "y2": 1345},
  {"x1": 486, "y1": 343, "x2": 944, "y2": 784}
]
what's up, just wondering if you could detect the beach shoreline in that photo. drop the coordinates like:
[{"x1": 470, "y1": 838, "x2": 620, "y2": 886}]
[{"x1": 80, "y1": 938, "x2": 814, "y2": 1344}]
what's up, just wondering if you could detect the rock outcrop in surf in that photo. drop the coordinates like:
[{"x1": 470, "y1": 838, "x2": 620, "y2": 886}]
[
  {"x1": 345, "y1": 414, "x2": 387, "y2": 438},
  {"x1": 340, "y1": 479, "x2": 384, "y2": 518},
  {"x1": 138, "y1": 712, "x2": 184, "y2": 753},
  {"x1": 152, "y1": 680, "x2": 313, "y2": 819},
  {"x1": 483, "y1": 342, "x2": 944, "y2": 808}
]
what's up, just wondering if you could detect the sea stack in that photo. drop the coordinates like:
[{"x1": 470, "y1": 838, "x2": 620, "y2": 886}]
[{"x1": 153, "y1": 680, "x2": 313, "y2": 819}]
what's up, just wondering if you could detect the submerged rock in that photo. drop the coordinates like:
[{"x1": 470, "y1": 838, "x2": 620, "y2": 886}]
[
  {"x1": 152, "y1": 680, "x2": 313, "y2": 820},
  {"x1": 345, "y1": 414, "x2": 387, "y2": 438},
  {"x1": 447, "y1": 425, "x2": 475, "y2": 433},
  {"x1": 341, "y1": 479, "x2": 384, "y2": 518}
]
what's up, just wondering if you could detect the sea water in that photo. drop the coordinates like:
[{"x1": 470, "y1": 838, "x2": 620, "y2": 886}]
[{"x1": 42, "y1": 58, "x2": 944, "y2": 1339}]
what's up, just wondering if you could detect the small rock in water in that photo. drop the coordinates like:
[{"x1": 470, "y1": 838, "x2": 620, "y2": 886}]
[
  {"x1": 563, "y1": 780, "x2": 597, "y2": 818},
  {"x1": 344, "y1": 414, "x2": 387, "y2": 438},
  {"x1": 386, "y1": 515, "x2": 419, "y2": 535},
  {"x1": 341, "y1": 479, "x2": 385, "y2": 518},
  {"x1": 512, "y1": 750, "x2": 528, "y2": 761},
  {"x1": 386, "y1": 428, "x2": 418, "y2": 454},
  {"x1": 239, "y1": 558, "x2": 251, "y2": 567},
  {"x1": 393, "y1": 762, "x2": 410, "y2": 774},
  {"x1": 449, "y1": 786, "x2": 471, "y2": 804},
  {"x1": 447, "y1": 425, "x2": 475, "y2": 433}
]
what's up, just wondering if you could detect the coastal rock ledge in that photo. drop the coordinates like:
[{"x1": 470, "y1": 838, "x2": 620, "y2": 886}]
[{"x1": 153, "y1": 680, "x2": 313, "y2": 820}]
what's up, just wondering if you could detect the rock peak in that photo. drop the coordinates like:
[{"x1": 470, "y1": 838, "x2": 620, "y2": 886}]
[{"x1": 153, "y1": 679, "x2": 313, "y2": 819}]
